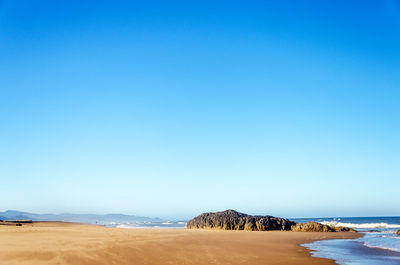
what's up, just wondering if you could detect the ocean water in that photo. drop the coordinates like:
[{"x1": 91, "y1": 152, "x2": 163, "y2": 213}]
[
  {"x1": 106, "y1": 220, "x2": 187, "y2": 229},
  {"x1": 296, "y1": 217, "x2": 400, "y2": 265}
]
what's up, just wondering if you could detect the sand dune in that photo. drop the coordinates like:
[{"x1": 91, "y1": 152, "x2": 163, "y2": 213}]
[{"x1": 0, "y1": 222, "x2": 360, "y2": 265}]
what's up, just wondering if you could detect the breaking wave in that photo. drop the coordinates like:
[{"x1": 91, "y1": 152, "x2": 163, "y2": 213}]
[{"x1": 320, "y1": 221, "x2": 400, "y2": 229}]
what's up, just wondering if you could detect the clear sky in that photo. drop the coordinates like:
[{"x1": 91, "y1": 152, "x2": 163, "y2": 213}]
[{"x1": 1, "y1": 0, "x2": 399, "y2": 220}]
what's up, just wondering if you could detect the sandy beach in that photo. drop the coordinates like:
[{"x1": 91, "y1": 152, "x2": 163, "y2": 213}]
[{"x1": 0, "y1": 222, "x2": 361, "y2": 265}]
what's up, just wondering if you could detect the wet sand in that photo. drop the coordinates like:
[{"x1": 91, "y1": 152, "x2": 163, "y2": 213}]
[{"x1": 0, "y1": 222, "x2": 361, "y2": 265}]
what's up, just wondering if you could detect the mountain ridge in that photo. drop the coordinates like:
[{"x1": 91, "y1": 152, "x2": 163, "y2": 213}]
[{"x1": 0, "y1": 210, "x2": 163, "y2": 224}]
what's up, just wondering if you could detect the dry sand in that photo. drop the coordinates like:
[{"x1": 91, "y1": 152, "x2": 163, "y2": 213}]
[{"x1": 0, "y1": 222, "x2": 361, "y2": 265}]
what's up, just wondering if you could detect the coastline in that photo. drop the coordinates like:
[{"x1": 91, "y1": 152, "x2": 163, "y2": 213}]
[
  {"x1": 0, "y1": 221, "x2": 360, "y2": 265},
  {"x1": 304, "y1": 232, "x2": 400, "y2": 265}
]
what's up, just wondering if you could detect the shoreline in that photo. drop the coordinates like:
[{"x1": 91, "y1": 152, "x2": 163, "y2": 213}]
[{"x1": 0, "y1": 222, "x2": 361, "y2": 265}]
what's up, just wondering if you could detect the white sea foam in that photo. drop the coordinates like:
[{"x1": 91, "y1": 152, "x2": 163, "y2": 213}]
[
  {"x1": 363, "y1": 242, "x2": 400, "y2": 253},
  {"x1": 302, "y1": 217, "x2": 400, "y2": 263},
  {"x1": 320, "y1": 221, "x2": 400, "y2": 229},
  {"x1": 116, "y1": 224, "x2": 140, "y2": 229},
  {"x1": 361, "y1": 233, "x2": 400, "y2": 253}
]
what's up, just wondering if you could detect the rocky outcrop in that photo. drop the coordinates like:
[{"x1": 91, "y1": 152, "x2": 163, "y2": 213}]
[
  {"x1": 3, "y1": 220, "x2": 32, "y2": 223},
  {"x1": 291, "y1": 222, "x2": 336, "y2": 232},
  {"x1": 397, "y1": 230, "x2": 400, "y2": 235},
  {"x1": 186, "y1": 210, "x2": 296, "y2": 231},
  {"x1": 290, "y1": 222, "x2": 356, "y2": 232},
  {"x1": 334, "y1": 226, "x2": 357, "y2": 232},
  {"x1": 0, "y1": 220, "x2": 32, "y2": 226},
  {"x1": 186, "y1": 210, "x2": 358, "y2": 233}
]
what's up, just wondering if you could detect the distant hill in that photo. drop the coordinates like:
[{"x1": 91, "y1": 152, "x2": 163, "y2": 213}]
[{"x1": 0, "y1": 210, "x2": 163, "y2": 224}]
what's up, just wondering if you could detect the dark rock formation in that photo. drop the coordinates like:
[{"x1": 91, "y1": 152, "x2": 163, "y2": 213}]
[
  {"x1": 290, "y1": 222, "x2": 356, "y2": 232},
  {"x1": 397, "y1": 230, "x2": 400, "y2": 235},
  {"x1": 187, "y1": 210, "x2": 358, "y2": 233},
  {"x1": 3, "y1": 220, "x2": 32, "y2": 223},
  {"x1": 291, "y1": 222, "x2": 336, "y2": 232},
  {"x1": 186, "y1": 210, "x2": 296, "y2": 231},
  {"x1": 334, "y1": 226, "x2": 357, "y2": 232},
  {"x1": 0, "y1": 221, "x2": 26, "y2": 226}
]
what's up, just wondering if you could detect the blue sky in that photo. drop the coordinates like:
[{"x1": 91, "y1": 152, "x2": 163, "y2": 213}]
[{"x1": 1, "y1": 0, "x2": 399, "y2": 219}]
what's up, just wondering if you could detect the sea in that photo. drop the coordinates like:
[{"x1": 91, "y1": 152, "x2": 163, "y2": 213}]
[
  {"x1": 108, "y1": 216, "x2": 400, "y2": 264},
  {"x1": 107, "y1": 220, "x2": 187, "y2": 229},
  {"x1": 295, "y1": 216, "x2": 400, "y2": 265}
]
